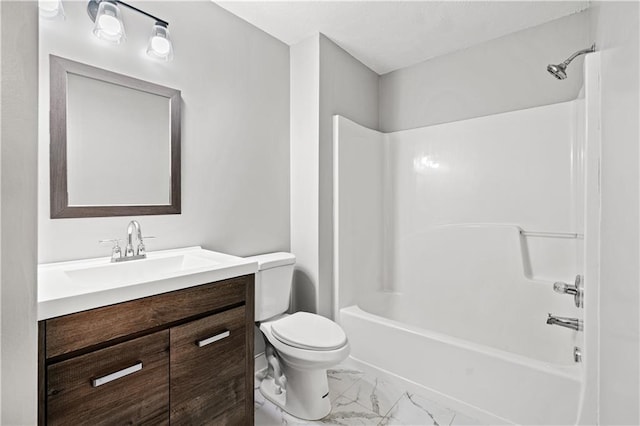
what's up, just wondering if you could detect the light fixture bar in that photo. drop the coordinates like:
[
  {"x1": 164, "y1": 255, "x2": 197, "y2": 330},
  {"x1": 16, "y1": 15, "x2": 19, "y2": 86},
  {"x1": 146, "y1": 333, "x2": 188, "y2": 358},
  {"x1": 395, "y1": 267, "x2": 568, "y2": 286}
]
[
  {"x1": 116, "y1": 1, "x2": 168, "y2": 27},
  {"x1": 87, "y1": 0, "x2": 174, "y2": 61},
  {"x1": 88, "y1": 0, "x2": 168, "y2": 27}
]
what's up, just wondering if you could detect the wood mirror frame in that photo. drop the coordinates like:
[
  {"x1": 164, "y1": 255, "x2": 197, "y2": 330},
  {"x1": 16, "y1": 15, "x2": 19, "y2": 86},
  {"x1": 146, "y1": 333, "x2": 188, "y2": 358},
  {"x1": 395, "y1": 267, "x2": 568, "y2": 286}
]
[{"x1": 49, "y1": 55, "x2": 181, "y2": 218}]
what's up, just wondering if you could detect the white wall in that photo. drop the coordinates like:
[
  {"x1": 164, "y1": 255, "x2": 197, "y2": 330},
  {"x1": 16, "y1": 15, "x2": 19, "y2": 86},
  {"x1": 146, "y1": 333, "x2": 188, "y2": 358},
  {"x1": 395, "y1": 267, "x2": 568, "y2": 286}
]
[
  {"x1": 591, "y1": 2, "x2": 640, "y2": 424},
  {"x1": 39, "y1": 1, "x2": 290, "y2": 263},
  {"x1": 379, "y1": 11, "x2": 591, "y2": 132},
  {"x1": 290, "y1": 34, "x2": 378, "y2": 318},
  {"x1": 0, "y1": 1, "x2": 39, "y2": 424}
]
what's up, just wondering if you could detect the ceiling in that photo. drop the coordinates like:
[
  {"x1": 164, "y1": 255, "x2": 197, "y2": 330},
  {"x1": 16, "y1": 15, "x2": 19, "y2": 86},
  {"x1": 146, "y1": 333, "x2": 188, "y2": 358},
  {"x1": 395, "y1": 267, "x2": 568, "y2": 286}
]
[{"x1": 215, "y1": 1, "x2": 589, "y2": 75}]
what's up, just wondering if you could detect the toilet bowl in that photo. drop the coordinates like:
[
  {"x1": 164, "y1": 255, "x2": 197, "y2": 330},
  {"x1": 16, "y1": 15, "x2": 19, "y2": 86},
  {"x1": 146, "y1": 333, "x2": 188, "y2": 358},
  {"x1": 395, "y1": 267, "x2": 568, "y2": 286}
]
[
  {"x1": 259, "y1": 312, "x2": 350, "y2": 419},
  {"x1": 262, "y1": 312, "x2": 349, "y2": 366},
  {"x1": 247, "y1": 253, "x2": 350, "y2": 420}
]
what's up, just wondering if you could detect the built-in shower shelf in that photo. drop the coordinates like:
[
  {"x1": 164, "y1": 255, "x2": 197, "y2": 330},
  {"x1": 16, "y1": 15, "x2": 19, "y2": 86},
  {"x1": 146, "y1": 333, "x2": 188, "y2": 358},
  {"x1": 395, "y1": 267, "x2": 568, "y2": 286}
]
[{"x1": 520, "y1": 230, "x2": 584, "y2": 239}]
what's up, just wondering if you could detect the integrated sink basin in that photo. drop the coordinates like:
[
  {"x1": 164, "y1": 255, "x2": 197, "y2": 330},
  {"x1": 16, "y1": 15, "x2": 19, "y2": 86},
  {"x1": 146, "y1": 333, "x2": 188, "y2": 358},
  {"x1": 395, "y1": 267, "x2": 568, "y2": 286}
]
[
  {"x1": 63, "y1": 250, "x2": 235, "y2": 287},
  {"x1": 38, "y1": 246, "x2": 258, "y2": 320}
]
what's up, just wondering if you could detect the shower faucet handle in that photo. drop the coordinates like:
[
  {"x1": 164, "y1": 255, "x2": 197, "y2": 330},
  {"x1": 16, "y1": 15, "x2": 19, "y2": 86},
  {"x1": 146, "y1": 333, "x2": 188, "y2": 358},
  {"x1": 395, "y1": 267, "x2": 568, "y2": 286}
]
[{"x1": 553, "y1": 275, "x2": 583, "y2": 308}]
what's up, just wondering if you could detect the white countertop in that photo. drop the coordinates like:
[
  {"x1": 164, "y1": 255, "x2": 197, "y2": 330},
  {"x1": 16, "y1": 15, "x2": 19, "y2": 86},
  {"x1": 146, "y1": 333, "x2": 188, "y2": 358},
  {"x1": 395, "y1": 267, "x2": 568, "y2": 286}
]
[{"x1": 38, "y1": 246, "x2": 258, "y2": 320}]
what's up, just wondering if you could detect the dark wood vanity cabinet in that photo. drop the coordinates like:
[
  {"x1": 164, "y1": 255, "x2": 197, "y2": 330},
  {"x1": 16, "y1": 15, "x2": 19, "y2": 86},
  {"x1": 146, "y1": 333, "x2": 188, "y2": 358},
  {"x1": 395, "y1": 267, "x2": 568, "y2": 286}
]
[{"x1": 38, "y1": 275, "x2": 254, "y2": 426}]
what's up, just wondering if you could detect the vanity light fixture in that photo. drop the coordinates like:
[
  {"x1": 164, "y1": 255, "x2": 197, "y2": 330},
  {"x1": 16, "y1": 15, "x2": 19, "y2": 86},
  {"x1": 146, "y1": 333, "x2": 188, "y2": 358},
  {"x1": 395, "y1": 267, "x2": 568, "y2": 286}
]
[
  {"x1": 87, "y1": 0, "x2": 173, "y2": 61},
  {"x1": 39, "y1": 0, "x2": 65, "y2": 19}
]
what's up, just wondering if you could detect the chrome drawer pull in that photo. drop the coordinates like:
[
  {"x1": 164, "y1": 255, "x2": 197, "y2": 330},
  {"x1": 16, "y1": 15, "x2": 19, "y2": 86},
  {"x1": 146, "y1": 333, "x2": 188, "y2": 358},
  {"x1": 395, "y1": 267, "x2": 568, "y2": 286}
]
[
  {"x1": 92, "y1": 362, "x2": 143, "y2": 387},
  {"x1": 197, "y1": 330, "x2": 230, "y2": 348}
]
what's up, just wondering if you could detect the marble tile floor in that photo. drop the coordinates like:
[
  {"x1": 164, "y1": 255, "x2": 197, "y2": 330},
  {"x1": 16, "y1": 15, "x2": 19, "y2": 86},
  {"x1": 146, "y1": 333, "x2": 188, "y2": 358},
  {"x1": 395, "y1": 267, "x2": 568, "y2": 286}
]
[{"x1": 254, "y1": 363, "x2": 484, "y2": 426}]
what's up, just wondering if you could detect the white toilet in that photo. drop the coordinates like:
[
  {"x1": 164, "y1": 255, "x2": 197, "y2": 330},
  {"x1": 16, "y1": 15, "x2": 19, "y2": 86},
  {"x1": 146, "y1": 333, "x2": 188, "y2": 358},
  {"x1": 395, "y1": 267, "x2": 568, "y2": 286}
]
[{"x1": 247, "y1": 252, "x2": 350, "y2": 420}]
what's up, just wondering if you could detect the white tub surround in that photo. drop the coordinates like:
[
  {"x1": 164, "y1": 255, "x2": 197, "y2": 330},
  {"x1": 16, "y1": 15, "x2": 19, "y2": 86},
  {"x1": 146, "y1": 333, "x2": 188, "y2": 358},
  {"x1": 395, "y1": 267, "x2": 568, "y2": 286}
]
[{"x1": 333, "y1": 98, "x2": 592, "y2": 425}]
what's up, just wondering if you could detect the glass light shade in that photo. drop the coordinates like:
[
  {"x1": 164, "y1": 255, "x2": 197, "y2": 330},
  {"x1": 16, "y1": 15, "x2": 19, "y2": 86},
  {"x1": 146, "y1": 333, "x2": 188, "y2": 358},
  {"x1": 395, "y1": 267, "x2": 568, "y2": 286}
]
[
  {"x1": 92, "y1": 1, "x2": 125, "y2": 44},
  {"x1": 39, "y1": 0, "x2": 64, "y2": 19},
  {"x1": 146, "y1": 23, "x2": 173, "y2": 62}
]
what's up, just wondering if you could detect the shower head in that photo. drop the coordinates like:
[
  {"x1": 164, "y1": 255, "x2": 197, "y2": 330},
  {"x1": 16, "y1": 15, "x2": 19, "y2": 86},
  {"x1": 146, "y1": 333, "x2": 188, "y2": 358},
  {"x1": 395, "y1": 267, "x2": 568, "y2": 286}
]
[
  {"x1": 547, "y1": 63, "x2": 568, "y2": 80},
  {"x1": 547, "y1": 44, "x2": 596, "y2": 80}
]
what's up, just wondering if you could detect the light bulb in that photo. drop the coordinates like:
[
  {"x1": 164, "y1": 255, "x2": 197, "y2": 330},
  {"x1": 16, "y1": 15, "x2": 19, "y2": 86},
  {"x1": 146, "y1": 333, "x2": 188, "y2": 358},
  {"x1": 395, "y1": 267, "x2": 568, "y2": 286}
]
[
  {"x1": 39, "y1": 0, "x2": 64, "y2": 19},
  {"x1": 97, "y1": 14, "x2": 121, "y2": 36},
  {"x1": 92, "y1": 1, "x2": 125, "y2": 44},
  {"x1": 146, "y1": 23, "x2": 173, "y2": 61},
  {"x1": 151, "y1": 36, "x2": 171, "y2": 55}
]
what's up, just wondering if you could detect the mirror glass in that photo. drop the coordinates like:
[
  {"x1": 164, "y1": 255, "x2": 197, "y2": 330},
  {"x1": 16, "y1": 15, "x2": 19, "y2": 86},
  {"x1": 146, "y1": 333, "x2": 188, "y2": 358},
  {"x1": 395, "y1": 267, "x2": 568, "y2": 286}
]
[
  {"x1": 66, "y1": 74, "x2": 171, "y2": 206},
  {"x1": 50, "y1": 55, "x2": 181, "y2": 218}
]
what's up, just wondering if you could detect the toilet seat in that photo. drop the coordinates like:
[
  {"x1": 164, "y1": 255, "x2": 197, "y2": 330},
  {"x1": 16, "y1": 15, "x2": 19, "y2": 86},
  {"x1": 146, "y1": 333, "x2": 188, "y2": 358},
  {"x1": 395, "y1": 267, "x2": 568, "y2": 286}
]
[{"x1": 270, "y1": 312, "x2": 347, "y2": 351}]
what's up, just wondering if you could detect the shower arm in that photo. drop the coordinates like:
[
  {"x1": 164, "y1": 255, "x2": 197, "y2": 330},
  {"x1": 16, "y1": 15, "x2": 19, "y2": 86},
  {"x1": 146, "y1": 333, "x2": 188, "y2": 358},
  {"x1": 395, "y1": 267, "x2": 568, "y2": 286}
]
[{"x1": 562, "y1": 44, "x2": 596, "y2": 66}]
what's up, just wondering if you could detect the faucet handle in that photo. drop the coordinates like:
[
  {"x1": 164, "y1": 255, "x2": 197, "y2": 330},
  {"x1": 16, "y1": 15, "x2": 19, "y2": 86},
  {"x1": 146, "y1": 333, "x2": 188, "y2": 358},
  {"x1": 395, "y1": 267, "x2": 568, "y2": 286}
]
[
  {"x1": 137, "y1": 236, "x2": 156, "y2": 256},
  {"x1": 553, "y1": 275, "x2": 583, "y2": 308},
  {"x1": 553, "y1": 281, "x2": 575, "y2": 294},
  {"x1": 99, "y1": 239, "x2": 123, "y2": 262}
]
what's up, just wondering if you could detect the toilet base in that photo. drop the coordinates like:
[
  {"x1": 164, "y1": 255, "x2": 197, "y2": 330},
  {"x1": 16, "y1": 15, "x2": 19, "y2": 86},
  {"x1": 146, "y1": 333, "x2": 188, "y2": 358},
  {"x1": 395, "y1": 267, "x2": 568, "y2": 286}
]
[{"x1": 260, "y1": 365, "x2": 332, "y2": 421}]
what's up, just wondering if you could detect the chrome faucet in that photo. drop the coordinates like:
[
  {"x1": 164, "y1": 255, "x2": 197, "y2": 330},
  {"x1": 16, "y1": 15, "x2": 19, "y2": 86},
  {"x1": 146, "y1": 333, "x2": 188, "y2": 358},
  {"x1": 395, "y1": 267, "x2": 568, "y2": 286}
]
[
  {"x1": 547, "y1": 314, "x2": 583, "y2": 331},
  {"x1": 100, "y1": 220, "x2": 153, "y2": 263},
  {"x1": 125, "y1": 220, "x2": 144, "y2": 257}
]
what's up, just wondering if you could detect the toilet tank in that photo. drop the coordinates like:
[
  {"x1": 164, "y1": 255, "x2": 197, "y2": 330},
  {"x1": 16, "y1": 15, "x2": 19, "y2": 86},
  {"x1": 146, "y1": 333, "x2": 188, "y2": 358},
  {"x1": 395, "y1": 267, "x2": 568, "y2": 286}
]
[{"x1": 246, "y1": 252, "x2": 296, "y2": 321}]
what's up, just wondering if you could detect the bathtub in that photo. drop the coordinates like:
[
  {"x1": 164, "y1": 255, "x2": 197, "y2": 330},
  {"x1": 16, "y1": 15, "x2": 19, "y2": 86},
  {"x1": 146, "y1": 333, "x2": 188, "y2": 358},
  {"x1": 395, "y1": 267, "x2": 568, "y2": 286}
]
[
  {"x1": 340, "y1": 305, "x2": 582, "y2": 425},
  {"x1": 336, "y1": 225, "x2": 584, "y2": 425}
]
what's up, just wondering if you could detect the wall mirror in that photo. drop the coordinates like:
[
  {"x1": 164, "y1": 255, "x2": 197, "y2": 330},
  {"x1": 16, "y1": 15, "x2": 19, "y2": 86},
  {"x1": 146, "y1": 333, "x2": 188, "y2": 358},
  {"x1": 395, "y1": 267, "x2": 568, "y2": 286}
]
[{"x1": 49, "y1": 55, "x2": 181, "y2": 218}]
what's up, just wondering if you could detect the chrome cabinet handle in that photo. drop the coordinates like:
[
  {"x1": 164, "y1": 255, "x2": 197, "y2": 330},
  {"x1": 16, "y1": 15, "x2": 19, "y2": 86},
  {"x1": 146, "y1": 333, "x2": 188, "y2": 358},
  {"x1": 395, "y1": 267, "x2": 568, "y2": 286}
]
[
  {"x1": 92, "y1": 362, "x2": 143, "y2": 387},
  {"x1": 196, "y1": 330, "x2": 230, "y2": 348}
]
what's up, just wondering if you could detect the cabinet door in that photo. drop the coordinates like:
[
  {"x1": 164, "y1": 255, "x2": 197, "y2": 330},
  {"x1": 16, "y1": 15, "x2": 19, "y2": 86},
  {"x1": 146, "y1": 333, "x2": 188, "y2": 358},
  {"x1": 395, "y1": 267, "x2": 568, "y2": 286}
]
[
  {"x1": 47, "y1": 330, "x2": 169, "y2": 425},
  {"x1": 170, "y1": 306, "x2": 246, "y2": 424}
]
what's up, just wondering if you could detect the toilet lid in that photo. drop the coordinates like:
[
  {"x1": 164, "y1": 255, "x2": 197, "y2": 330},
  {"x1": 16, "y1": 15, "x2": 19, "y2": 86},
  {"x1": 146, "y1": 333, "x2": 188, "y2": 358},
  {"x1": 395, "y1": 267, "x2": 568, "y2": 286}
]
[{"x1": 271, "y1": 312, "x2": 347, "y2": 351}]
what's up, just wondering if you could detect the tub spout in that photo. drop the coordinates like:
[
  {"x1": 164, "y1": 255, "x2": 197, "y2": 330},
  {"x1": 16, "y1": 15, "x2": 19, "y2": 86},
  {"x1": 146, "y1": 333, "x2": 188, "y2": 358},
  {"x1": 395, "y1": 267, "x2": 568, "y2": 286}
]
[{"x1": 547, "y1": 313, "x2": 583, "y2": 331}]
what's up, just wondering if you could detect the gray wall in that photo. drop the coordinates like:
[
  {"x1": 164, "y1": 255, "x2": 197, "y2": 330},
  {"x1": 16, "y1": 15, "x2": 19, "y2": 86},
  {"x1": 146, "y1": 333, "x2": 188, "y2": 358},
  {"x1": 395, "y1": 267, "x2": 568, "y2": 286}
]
[
  {"x1": 39, "y1": 1, "x2": 290, "y2": 263},
  {"x1": 379, "y1": 11, "x2": 591, "y2": 131},
  {"x1": 591, "y1": 2, "x2": 640, "y2": 424},
  {"x1": 1, "y1": 1, "x2": 39, "y2": 423}
]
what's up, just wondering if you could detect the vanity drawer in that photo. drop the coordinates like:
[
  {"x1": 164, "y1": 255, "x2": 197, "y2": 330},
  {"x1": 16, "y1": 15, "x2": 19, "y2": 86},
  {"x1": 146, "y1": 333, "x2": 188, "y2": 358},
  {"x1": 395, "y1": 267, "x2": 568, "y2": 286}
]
[
  {"x1": 46, "y1": 275, "x2": 251, "y2": 359},
  {"x1": 47, "y1": 329, "x2": 169, "y2": 425},
  {"x1": 170, "y1": 305, "x2": 247, "y2": 424}
]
